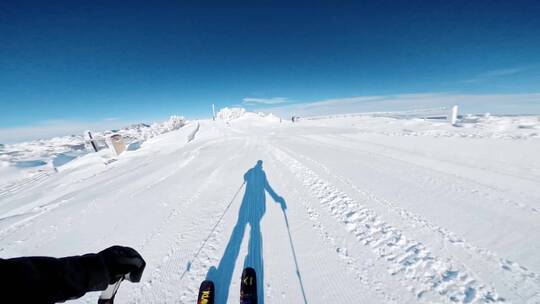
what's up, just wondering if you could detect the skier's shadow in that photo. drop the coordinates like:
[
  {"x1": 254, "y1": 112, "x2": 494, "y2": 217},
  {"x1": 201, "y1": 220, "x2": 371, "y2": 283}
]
[{"x1": 207, "y1": 160, "x2": 286, "y2": 304}]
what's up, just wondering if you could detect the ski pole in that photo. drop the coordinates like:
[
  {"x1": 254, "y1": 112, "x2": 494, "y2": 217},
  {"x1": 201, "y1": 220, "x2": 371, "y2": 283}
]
[
  {"x1": 98, "y1": 276, "x2": 125, "y2": 304},
  {"x1": 180, "y1": 181, "x2": 246, "y2": 280},
  {"x1": 281, "y1": 209, "x2": 308, "y2": 304}
]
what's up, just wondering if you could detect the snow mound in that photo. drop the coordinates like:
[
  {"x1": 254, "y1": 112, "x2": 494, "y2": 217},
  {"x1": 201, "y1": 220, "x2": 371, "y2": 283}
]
[
  {"x1": 216, "y1": 107, "x2": 246, "y2": 121},
  {"x1": 153, "y1": 115, "x2": 186, "y2": 133},
  {"x1": 136, "y1": 115, "x2": 186, "y2": 140},
  {"x1": 216, "y1": 107, "x2": 282, "y2": 123},
  {"x1": 258, "y1": 112, "x2": 281, "y2": 122}
]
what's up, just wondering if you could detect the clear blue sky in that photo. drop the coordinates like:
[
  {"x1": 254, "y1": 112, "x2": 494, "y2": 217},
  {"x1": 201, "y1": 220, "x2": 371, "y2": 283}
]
[{"x1": 1, "y1": 1, "x2": 540, "y2": 131}]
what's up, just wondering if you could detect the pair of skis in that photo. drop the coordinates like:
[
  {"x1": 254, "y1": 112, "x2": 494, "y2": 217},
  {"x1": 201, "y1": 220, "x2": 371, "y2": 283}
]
[{"x1": 197, "y1": 267, "x2": 257, "y2": 304}]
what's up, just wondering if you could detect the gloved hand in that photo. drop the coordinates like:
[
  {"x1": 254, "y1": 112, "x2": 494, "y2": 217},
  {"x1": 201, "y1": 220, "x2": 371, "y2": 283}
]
[{"x1": 98, "y1": 246, "x2": 146, "y2": 284}]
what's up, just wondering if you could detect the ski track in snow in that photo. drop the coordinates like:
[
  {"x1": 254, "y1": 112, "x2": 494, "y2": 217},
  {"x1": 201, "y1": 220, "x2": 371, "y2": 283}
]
[
  {"x1": 333, "y1": 133, "x2": 540, "y2": 185},
  {"x1": 307, "y1": 134, "x2": 540, "y2": 214},
  {"x1": 267, "y1": 152, "x2": 397, "y2": 303},
  {"x1": 0, "y1": 169, "x2": 55, "y2": 199},
  {"x1": 135, "y1": 171, "x2": 222, "y2": 303},
  {"x1": 0, "y1": 139, "x2": 210, "y2": 249},
  {"x1": 130, "y1": 140, "x2": 250, "y2": 303},
  {"x1": 279, "y1": 143, "x2": 540, "y2": 303},
  {"x1": 271, "y1": 145, "x2": 504, "y2": 303}
]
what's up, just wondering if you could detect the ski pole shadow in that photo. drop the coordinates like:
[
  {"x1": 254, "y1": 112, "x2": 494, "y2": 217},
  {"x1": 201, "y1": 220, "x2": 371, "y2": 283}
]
[{"x1": 207, "y1": 160, "x2": 286, "y2": 304}]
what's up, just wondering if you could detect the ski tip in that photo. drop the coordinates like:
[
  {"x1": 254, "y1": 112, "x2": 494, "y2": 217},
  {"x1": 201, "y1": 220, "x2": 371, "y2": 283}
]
[
  {"x1": 197, "y1": 280, "x2": 215, "y2": 304},
  {"x1": 240, "y1": 267, "x2": 257, "y2": 293},
  {"x1": 242, "y1": 267, "x2": 256, "y2": 276},
  {"x1": 240, "y1": 267, "x2": 257, "y2": 304},
  {"x1": 199, "y1": 279, "x2": 214, "y2": 288},
  {"x1": 241, "y1": 267, "x2": 256, "y2": 287}
]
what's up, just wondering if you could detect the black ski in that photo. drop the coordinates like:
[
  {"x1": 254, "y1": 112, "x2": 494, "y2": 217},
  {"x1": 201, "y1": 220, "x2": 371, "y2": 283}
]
[
  {"x1": 197, "y1": 280, "x2": 215, "y2": 304},
  {"x1": 240, "y1": 267, "x2": 257, "y2": 304}
]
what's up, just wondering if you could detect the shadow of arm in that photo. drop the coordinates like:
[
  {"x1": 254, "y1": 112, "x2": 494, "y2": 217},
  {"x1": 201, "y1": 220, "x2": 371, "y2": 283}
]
[{"x1": 264, "y1": 175, "x2": 287, "y2": 210}]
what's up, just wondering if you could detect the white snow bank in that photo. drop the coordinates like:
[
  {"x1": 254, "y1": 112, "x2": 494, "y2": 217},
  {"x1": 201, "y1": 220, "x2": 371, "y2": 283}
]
[
  {"x1": 99, "y1": 115, "x2": 186, "y2": 144},
  {"x1": 216, "y1": 107, "x2": 246, "y2": 121},
  {"x1": 0, "y1": 116, "x2": 186, "y2": 189},
  {"x1": 258, "y1": 112, "x2": 281, "y2": 123},
  {"x1": 216, "y1": 107, "x2": 282, "y2": 123},
  {"x1": 142, "y1": 115, "x2": 186, "y2": 139},
  {"x1": 300, "y1": 114, "x2": 540, "y2": 140}
]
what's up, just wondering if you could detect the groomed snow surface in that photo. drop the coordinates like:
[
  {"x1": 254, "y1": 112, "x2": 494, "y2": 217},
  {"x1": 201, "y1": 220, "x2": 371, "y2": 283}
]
[{"x1": 1, "y1": 111, "x2": 539, "y2": 303}]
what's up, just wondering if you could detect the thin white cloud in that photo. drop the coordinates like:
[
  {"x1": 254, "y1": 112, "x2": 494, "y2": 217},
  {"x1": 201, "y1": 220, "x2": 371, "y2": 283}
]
[
  {"x1": 462, "y1": 68, "x2": 525, "y2": 84},
  {"x1": 242, "y1": 97, "x2": 289, "y2": 105},
  {"x1": 261, "y1": 93, "x2": 540, "y2": 117}
]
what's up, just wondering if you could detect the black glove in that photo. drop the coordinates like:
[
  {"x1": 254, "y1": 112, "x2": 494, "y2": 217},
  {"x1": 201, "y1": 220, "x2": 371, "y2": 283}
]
[{"x1": 98, "y1": 246, "x2": 146, "y2": 284}]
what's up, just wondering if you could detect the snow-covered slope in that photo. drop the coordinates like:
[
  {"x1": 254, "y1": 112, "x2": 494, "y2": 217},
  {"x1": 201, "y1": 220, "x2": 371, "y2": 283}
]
[
  {"x1": 0, "y1": 113, "x2": 539, "y2": 303},
  {"x1": 0, "y1": 116, "x2": 186, "y2": 195}
]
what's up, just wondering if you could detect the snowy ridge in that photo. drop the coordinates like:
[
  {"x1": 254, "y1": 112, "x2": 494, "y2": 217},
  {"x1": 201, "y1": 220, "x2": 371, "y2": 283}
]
[
  {"x1": 0, "y1": 116, "x2": 186, "y2": 168},
  {"x1": 272, "y1": 146, "x2": 503, "y2": 303},
  {"x1": 300, "y1": 115, "x2": 540, "y2": 140},
  {"x1": 303, "y1": 106, "x2": 451, "y2": 121},
  {"x1": 0, "y1": 116, "x2": 187, "y2": 193},
  {"x1": 216, "y1": 107, "x2": 281, "y2": 123},
  {"x1": 137, "y1": 115, "x2": 186, "y2": 140}
]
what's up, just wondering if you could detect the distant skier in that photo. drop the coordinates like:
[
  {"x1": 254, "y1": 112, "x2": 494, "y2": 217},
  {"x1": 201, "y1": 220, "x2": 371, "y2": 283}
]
[{"x1": 0, "y1": 245, "x2": 145, "y2": 304}]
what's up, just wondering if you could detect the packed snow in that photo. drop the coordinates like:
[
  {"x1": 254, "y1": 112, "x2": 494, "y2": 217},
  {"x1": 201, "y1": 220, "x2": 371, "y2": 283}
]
[{"x1": 1, "y1": 109, "x2": 539, "y2": 303}]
